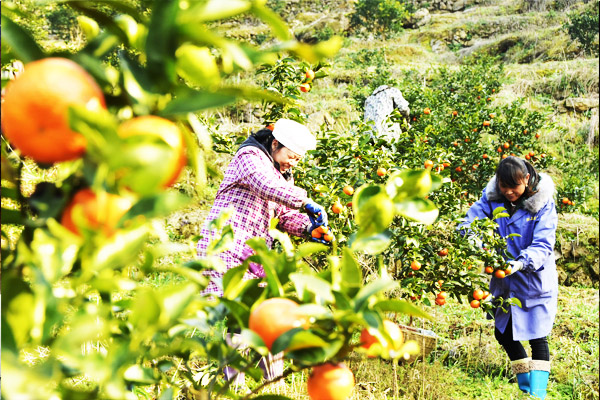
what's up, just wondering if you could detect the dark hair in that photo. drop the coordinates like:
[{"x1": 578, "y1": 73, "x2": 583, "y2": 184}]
[
  {"x1": 496, "y1": 156, "x2": 539, "y2": 197},
  {"x1": 251, "y1": 128, "x2": 284, "y2": 155}
]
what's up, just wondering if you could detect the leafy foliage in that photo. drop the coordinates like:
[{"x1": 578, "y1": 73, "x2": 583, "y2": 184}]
[
  {"x1": 349, "y1": 0, "x2": 413, "y2": 36},
  {"x1": 565, "y1": 1, "x2": 600, "y2": 56}
]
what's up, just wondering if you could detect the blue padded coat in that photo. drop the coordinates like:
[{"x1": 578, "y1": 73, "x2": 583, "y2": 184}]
[{"x1": 463, "y1": 173, "x2": 558, "y2": 340}]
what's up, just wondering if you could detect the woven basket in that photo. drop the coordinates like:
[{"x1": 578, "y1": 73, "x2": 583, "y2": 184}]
[{"x1": 398, "y1": 324, "x2": 438, "y2": 363}]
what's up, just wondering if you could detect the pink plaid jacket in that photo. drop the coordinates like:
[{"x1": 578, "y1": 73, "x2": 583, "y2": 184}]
[{"x1": 197, "y1": 146, "x2": 310, "y2": 296}]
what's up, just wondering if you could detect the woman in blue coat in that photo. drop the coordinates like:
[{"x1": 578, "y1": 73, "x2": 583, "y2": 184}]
[{"x1": 463, "y1": 156, "x2": 558, "y2": 399}]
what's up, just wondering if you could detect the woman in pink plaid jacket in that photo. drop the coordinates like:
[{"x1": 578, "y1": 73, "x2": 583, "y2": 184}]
[{"x1": 197, "y1": 118, "x2": 328, "y2": 297}]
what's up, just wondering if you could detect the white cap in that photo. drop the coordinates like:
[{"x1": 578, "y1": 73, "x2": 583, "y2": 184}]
[{"x1": 272, "y1": 118, "x2": 316, "y2": 157}]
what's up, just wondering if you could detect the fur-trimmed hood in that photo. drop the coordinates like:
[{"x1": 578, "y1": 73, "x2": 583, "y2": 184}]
[{"x1": 485, "y1": 172, "x2": 555, "y2": 214}]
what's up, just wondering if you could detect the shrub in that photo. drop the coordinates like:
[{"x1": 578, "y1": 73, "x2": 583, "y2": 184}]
[
  {"x1": 565, "y1": 1, "x2": 600, "y2": 56},
  {"x1": 350, "y1": 0, "x2": 412, "y2": 36}
]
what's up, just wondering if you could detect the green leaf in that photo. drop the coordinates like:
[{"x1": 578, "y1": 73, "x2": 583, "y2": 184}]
[
  {"x1": 353, "y1": 278, "x2": 398, "y2": 312},
  {"x1": 180, "y1": 0, "x2": 252, "y2": 23},
  {"x1": 492, "y1": 206, "x2": 508, "y2": 217},
  {"x1": 271, "y1": 328, "x2": 328, "y2": 354},
  {"x1": 223, "y1": 264, "x2": 255, "y2": 300},
  {"x1": 219, "y1": 298, "x2": 250, "y2": 327},
  {"x1": 353, "y1": 184, "x2": 394, "y2": 237},
  {"x1": 118, "y1": 51, "x2": 161, "y2": 114},
  {"x1": 31, "y1": 224, "x2": 79, "y2": 284},
  {"x1": 160, "y1": 90, "x2": 237, "y2": 116},
  {"x1": 85, "y1": 225, "x2": 148, "y2": 273},
  {"x1": 295, "y1": 242, "x2": 328, "y2": 259},
  {"x1": 124, "y1": 192, "x2": 191, "y2": 223},
  {"x1": 289, "y1": 273, "x2": 334, "y2": 303},
  {"x1": 250, "y1": 4, "x2": 291, "y2": 41},
  {"x1": 239, "y1": 328, "x2": 269, "y2": 355},
  {"x1": 124, "y1": 365, "x2": 156, "y2": 384},
  {"x1": 68, "y1": 104, "x2": 119, "y2": 159},
  {"x1": 1, "y1": 208, "x2": 22, "y2": 225},
  {"x1": 0, "y1": 15, "x2": 45, "y2": 63},
  {"x1": 146, "y1": 0, "x2": 178, "y2": 85},
  {"x1": 350, "y1": 230, "x2": 393, "y2": 255},
  {"x1": 130, "y1": 288, "x2": 161, "y2": 329},
  {"x1": 246, "y1": 238, "x2": 283, "y2": 297},
  {"x1": 1, "y1": 272, "x2": 34, "y2": 349},
  {"x1": 386, "y1": 169, "x2": 439, "y2": 202},
  {"x1": 395, "y1": 198, "x2": 439, "y2": 225},
  {"x1": 1, "y1": 185, "x2": 18, "y2": 200},
  {"x1": 373, "y1": 299, "x2": 433, "y2": 320},
  {"x1": 286, "y1": 339, "x2": 344, "y2": 364},
  {"x1": 251, "y1": 395, "x2": 295, "y2": 400},
  {"x1": 159, "y1": 282, "x2": 198, "y2": 326},
  {"x1": 339, "y1": 247, "x2": 362, "y2": 296}
]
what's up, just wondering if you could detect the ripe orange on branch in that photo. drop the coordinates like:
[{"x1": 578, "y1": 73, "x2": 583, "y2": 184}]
[
  {"x1": 249, "y1": 298, "x2": 307, "y2": 351},
  {"x1": 377, "y1": 167, "x2": 387, "y2": 177},
  {"x1": 360, "y1": 319, "x2": 404, "y2": 358},
  {"x1": 305, "y1": 69, "x2": 315, "y2": 81},
  {"x1": 307, "y1": 363, "x2": 355, "y2": 400},
  {"x1": 343, "y1": 185, "x2": 354, "y2": 196},
  {"x1": 299, "y1": 83, "x2": 311, "y2": 92},
  {"x1": 410, "y1": 260, "x2": 421, "y2": 271},
  {"x1": 332, "y1": 202, "x2": 344, "y2": 214},
  {"x1": 61, "y1": 188, "x2": 133, "y2": 237},
  {"x1": 1, "y1": 58, "x2": 106, "y2": 163}
]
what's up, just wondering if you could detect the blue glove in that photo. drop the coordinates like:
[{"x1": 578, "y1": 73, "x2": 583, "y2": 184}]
[{"x1": 304, "y1": 200, "x2": 328, "y2": 227}]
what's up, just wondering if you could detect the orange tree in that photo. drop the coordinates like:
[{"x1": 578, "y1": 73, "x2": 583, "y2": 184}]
[{"x1": 0, "y1": 1, "x2": 443, "y2": 400}]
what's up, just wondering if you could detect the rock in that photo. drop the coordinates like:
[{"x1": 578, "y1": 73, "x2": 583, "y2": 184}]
[
  {"x1": 294, "y1": 12, "x2": 349, "y2": 43},
  {"x1": 563, "y1": 96, "x2": 600, "y2": 113},
  {"x1": 590, "y1": 261, "x2": 599, "y2": 278},
  {"x1": 569, "y1": 268, "x2": 593, "y2": 287},
  {"x1": 557, "y1": 265, "x2": 568, "y2": 285},
  {"x1": 431, "y1": 39, "x2": 446, "y2": 53},
  {"x1": 572, "y1": 244, "x2": 589, "y2": 259},
  {"x1": 306, "y1": 111, "x2": 334, "y2": 132},
  {"x1": 405, "y1": 8, "x2": 431, "y2": 29},
  {"x1": 566, "y1": 262, "x2": 580, "y2": 272}
]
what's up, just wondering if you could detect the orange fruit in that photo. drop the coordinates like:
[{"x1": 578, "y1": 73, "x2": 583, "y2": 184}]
[
  {"x1": 483, "y1": 120, "x2": 491, "y2": 126},
  {"x1": 317, "y1": 225, "x2": 329, "y2": 234},
  {"x1": 472, "y1": 289, "x2": 484, "y2": 300},
  {"x1": 483, "y1": 290, "x2": 490, "y2": 297},
  {"x1": 423, "y1": 107, "x2": 431, "y2": 115},
  {"x1": 482, "y1": 154, "x2": 488, "y2": 159},
  {"x1": 524, "y1": 129, "x2": 528, "y2": 134},
  {"x1": 300, "y1": 83, "x2": 311, "y2": 92},
  {"x1": 343, "y1": 185, "x2": 354, "y2": 196},
  {"x1": 535, "y1": 133, "x2": 540, "y2": 139},
  {"x1": 410, "y1": 260, "x2": 421, "y2": 271},
  {"x1": 424, "y1": 160, "x2": 434, "y2": 169},
  {"x1": 249, "y1": 298, "x2": 307, "y2": 351},
  {"x1": 437, "y1": 279, "x2": 444, "y2": 287},
  {"x1": 464, "y1": 137, "x2": 470, "y2": 142},
  {"x1": 470, "y1": 300, "x2": 480, "y2": 308},
  {"x1": 525, "y1": 154, "x2": 531, "y2": 160},
  {"x1": 311, "y1": 229, "x2": 323, "y2": 239},
  {"x1": 484, "y1": 266, "x2": 494, "y2": 274},
  {"x1": 562, "y1": 197, "x2": 569, "y2": 204},
  {"x1": 455, "y1": 166, "x2": 462, "y2": 172},
  {"x1": 529, "y1": 151, "x2": 535, "y2": 157},
  {"x1": 503, "y1": 142, "x2": 510, "y2": 149},
  {"x1": 452, "y1": 110, "x2": 458, "y2": 116},
  {"x1": 505, "y1": 266, "x2": 512, "y2": 275},
  {"x1": 377, "y1": 167, "x2": 387, "y2": 177},
  {"x1": 502, "y1": 154, "x2": 508, "y2": 159},
  {"x1": 494, "y1": 269, "x2": 506, "y2": 279},
  {"x1": 265, "y1": 124, "x2": 274, "y2": 131},
  {"x1": 61, "y1": 188, "x2": 133, "y2": 237},
  {"x1": 437, "y1": 291, "x2": 448, "y2": 299},
  {"x1": 305, "y1": 69, "x2": 315, "y2": 81},
  {"x1": 116, "y1": 116, "x2": 187, "y2": 193},
  {"x1": 437, "y1": 248, "x2": 448, "y2": 257},
  {"x1": 1, "y1": 58, "x2": 106, "y2": 163},
  {"x1": 435, "y1": 297, "x2": 446, "y2": 306},
  {"x1": 332, "y1": 202, "x2": 343, "y2": 214},
  {"x1": 307, "y1": 363, "x2": 354, "y2": 400},
  {"x1": 323, "y1": 233, "x2": 334, "y2": 242}
]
